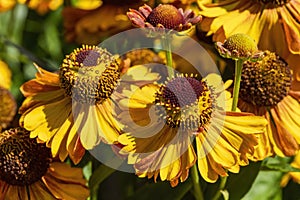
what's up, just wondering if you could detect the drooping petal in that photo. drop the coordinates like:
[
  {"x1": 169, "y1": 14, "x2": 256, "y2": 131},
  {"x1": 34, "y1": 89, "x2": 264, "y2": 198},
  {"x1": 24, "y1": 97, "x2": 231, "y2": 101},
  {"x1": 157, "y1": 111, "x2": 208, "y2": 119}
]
[{"x1": 42, "y1": 162, "x2": 89, "y2": 200}]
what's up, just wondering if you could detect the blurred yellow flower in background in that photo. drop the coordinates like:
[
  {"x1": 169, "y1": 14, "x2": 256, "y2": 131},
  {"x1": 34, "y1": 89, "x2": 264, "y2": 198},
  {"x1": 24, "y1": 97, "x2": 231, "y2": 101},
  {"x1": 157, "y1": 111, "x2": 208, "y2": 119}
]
[
  {"x1": 63, "y1": 0, "x2": 154, "y2": 45},
  {"x1": 118, "y1": 73, "x2": 267, "y2": 186},
  {"x1": 72, "y1": 0, "x2": 103, "y2": 10},
  {"x1": 197, "y1": 0, "x2": 300, "y2": 81},
  {"x1": 0, "y1": 60, "x2": 12, "y2": 89},
  {"x1": 0, "y1": 88, "x2": 16, "y2": 132},
  {"x1": 238, "y1": 51, "x2": 300, "y2": 158},
  {"x1": 0, "y1": 61, "x2": 16, "y2": 132},
  {"x1": 0, "y1": 127, "x2": 89, "y2": 200},
  {"x1": 18, "y1": 0, "x2": 63, "y2": 15},
  {"x1": 0, "y1": 0, "x2": 15, "y2": 12}
]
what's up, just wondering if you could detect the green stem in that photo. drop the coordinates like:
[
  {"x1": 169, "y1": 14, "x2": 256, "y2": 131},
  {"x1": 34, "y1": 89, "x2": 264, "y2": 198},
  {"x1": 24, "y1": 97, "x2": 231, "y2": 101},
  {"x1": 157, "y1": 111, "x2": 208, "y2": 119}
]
[
  {"x1": 211, "y1": 59, "x2": 243, "y2": 200},
  {"x1": 212, "y1": 176, "x2": 228, "y2": 200},
  {"x1": 191, "y1": 165, "x2": 204, "y2": 200},
  {"x1": 161, "y1": 35, "x2": 174, "y2": 78},
  {"x1": 90, "y1": 158, "x2": 101, "y2": 200},
  {"x1": 231, "y1": 59, "x2": 244, "y2": 111}
]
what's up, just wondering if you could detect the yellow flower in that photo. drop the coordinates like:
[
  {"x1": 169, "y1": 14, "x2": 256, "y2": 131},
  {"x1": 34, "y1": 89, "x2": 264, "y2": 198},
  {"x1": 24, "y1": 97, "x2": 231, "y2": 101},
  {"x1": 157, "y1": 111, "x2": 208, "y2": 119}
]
[
  {"x1": 63, "y1": 0, "x2": 154, "y2": 45},
  {"x1": 0, "y1": 60, "x2": 12, "y2": 89},
  {"x1": 0, "y1": 0, "x2": 16, "y2": 12},
  {"x1": 72, "y1": 0, "x2": 103, "y2": 10},
  {"x1": 122, "y1": 49, "x2": 165, "y2": 67},
  {"x1": 117, "y1": 73, "x2": 267, "y2": 186},
  {"x1": 0, "y1": 127, "x2": 89, "y2": 200},
  {"x1": 18, "y1": 0, "x2": 63, "y2": 14},
  {"x1": 238, "y1": 50, "x2": 300, "y2": 158},
  {"x1": 197, "y1": 0, "x2": 300, "y2": 81},
  {"x1": 0, "y1": 87, "x2": 17, "y2": 132},
  {"x1": 19, "y1": 45, "x2": 159, "y2": 164}
]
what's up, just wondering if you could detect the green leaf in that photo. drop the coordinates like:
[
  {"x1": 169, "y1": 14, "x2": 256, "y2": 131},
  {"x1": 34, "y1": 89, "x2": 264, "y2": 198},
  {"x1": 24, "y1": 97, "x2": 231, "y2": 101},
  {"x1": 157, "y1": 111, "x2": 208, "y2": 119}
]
[
  {"x1": 261, "y1": 156, "x2": 299, "y2": 172},
  {"x1": 242, "y1": 170, "x2": 283, "y2": 200},
  {"x1": 262, "y1": 163, "x2": 300, "y2": 172},
  {"x1": 89, "y1": 164, "x2": 116, "y2": 191},
  {"x1": 127, "y1": 179, "x2": 192, "y2": 200},
  {"x1": 225, "y1": 161, "x2": 262, "y2": 200}
]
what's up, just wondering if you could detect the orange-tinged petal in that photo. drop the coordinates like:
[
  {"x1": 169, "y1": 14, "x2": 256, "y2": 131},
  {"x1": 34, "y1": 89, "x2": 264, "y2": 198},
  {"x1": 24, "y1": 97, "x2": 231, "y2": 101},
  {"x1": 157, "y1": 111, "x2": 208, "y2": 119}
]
[
  {"x1": 197, "y1": 156, "x2": 219, "y2": 183},
  {"x1": 42, "y1": 162, "x2": 89, "y2": 200},
  {"x1": 280, "y1": 5, "x2": 300, "y2": 54},
  {"x1": 19, "y1": 89, "x2": 65, "y2": 113},
  {"x1": 68, "y1": 136, "x2": 85, "y2": 164},
  {"x1": 20, "y1": 79, "x2": 61, "y2": 97},
  {"x1": 5, "y1": 185, "x2": 28, "y2": 200},
  {"x1": 29, "y1": 181, "x2": 56, "y2": 200}
]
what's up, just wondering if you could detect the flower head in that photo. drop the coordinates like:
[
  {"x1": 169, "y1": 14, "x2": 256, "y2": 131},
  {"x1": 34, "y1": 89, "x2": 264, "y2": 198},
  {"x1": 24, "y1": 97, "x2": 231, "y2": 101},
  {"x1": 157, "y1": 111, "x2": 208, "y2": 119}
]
[
  {"x1": 240, "y1": 51, "x2": 292, "y2": 106},
  {"x1": 154, "y1": 74, "x2": 214, "y2": 131},
  {"x1": 0, "y1": 0, "x2": 15, "y2": 12},
  {"x1": 238, "y1": 50, "x2": 300, "y2": 157},
  {"x1": 215, "y1": 33, "x2": 262, "y2": 60},
  {"x1": 127, "y1": 4, "x2": 201, "y2": 32},
  {"x1": 60, "y1": 45, "x2": 120, "y2": 104},
  {"x1": 117, "y1": 73, "x2": 267, "y2": 186},
  {"x1": 63, "y1": 0, "x2": 153, "y2": 44},
  {"x1": 0, "y1": 127, "x2": 89, "y2": 199},
  {"x1": 198, "y1": 0, "x2": 300, "y2": 80},
  {"x1": 19, "y1": 45, "x2": 160, "y2": 164}
]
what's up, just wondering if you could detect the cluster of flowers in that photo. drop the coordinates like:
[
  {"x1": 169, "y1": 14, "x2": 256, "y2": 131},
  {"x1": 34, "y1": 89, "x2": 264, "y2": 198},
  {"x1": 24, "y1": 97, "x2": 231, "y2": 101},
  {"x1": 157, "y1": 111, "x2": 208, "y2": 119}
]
[{"x1": 0, "y1": 0, "x2": 300, "y2": 199}]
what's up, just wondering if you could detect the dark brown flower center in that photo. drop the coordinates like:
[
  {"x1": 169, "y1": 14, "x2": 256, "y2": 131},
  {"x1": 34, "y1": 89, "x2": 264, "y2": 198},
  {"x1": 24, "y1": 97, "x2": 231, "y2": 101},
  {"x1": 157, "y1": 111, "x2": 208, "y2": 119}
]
[
  {"x1": 255, "y1": 0, "x2": 290, "y2": 5},
  {"x1": 0, "y1": 128, "x2": 51, "y2": 186},
  {"x1": 155, "y1": 75, "x2": 213, "y2": 130},
  {"x1": 75, "y1": 49, "x2": 101, "y2": 67},
  {"x1": 60, "y1": 45, "x2": 120, "y2": 104},
  {"x1": 161, "y1": 77, "x2": 204, "y2": 107},
  {"x1": 146, "y1": 4, "x2": 184, "y2": 29},
  {"x1": 239, "y1": 51, "x2": 292, "y2": 107}
]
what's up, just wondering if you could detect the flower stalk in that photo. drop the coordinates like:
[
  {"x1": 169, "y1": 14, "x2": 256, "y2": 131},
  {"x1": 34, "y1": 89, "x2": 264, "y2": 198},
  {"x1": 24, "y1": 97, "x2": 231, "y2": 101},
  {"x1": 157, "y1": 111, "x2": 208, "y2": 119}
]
[
  {"x1": 231, "y1": 59, "x2": 244, "y2": 111},
  {"x1": 161, "y1": 34, "x2": 174, "y2": 77},
  {"x1": 212, "y1": 176, "x2": 228, "y2": 200},
  {"x1": 191, "y1": 165, "x2": 204, "y2": 200}
]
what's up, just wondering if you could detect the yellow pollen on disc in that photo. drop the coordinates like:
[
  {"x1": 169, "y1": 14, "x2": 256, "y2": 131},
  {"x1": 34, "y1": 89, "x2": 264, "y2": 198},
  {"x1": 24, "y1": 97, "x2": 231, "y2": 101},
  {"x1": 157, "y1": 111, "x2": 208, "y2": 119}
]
[
  {"x1": 0, "y1": 128, "x2": 51, "y2": 186},
  {"x1": 59, "y1": 45, "x2": 120, "y2": 104},
  {"x1": 155, "y1": 74, "x2": 214, "y2": 131},
  {"x1": 239, "y1": 51, "x2": 292, "y2": 107}
]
